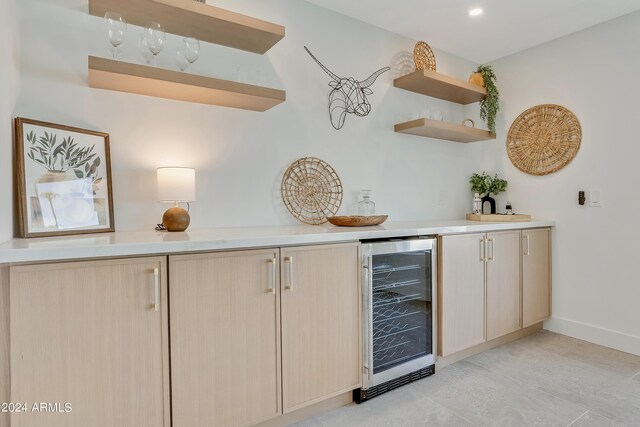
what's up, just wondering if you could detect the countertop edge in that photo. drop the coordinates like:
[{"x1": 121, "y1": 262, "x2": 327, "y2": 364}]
[{"x1": 0, "y1": 219, "x2": 555, "y2": 264}]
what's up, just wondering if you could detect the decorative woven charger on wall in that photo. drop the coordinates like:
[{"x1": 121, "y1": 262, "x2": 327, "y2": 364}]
[
  {"x1": 281, "y1": 157, "x2": 343, "y2": 225},
  {"x1": 506, "y1": 104, "x2": 582, "y2": 176},
  {"x1": 414, "y1": 41, "x2": 436, "y2": 71}
]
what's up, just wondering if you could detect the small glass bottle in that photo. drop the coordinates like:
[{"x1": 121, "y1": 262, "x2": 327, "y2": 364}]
[
  {"x1": 358, "y1": 190, "x2": 375, "y2": 216},
  {"x1": 473, "y1": 193, "x2": 482, "y2": 214},
  {"x1": 505, "y1": 201, "x2": 513, "y2": 215}
]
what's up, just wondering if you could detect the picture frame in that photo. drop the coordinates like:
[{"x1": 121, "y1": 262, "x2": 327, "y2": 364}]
[{"x1": 14, "y1": 118, "x2": 115, "y2": 238}]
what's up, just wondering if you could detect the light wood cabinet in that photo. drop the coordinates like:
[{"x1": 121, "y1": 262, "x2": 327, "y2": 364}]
[
  {"x1": 169, "y1": 242, "x2": 361, "y2": 425},
  {"x1": 439, "y1": 233, "x2": 486, "y2": 356},
  {"x1": 486, "y1": 230, "x2": 522, "y2": 341},
  {"x1": 523, "y1": 228, "x2": 552, "y2": 326},
  {"x1": 440, "y1": 228, "x2": 551, "y2": 358},
  {"x1": 9, "y1": 257, "x2": 170, "y2": 427},
  {"x1": 439, "y1": 231, "x2": 522, "y2": 355},
  {"x1": 169, "y1": 249, "x2": 281, "y2": 427},
  {"x1": 280, "y1": 243, "x2": 361, "y2": 413}
]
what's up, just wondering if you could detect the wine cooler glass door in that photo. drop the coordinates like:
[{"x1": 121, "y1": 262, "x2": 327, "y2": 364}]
[{"x1": 363, "y1": 238, "x2": 436, "y2": 387}]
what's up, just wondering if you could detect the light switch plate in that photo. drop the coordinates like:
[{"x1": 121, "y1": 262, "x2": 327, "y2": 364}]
[{"x1": 589, "y1": 190, "x2": 602, "y2": 207}]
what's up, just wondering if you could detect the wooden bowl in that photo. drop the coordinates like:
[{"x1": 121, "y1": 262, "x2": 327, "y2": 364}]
[{"x1": 327, "y1": 215, "x2": 388, "y2": 227}]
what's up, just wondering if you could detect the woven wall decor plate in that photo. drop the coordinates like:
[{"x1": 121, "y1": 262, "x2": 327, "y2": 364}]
[
  {"x1": 414, "y1": 41, "x2": 436, "y2": 71},
  {"x1": 281, "y1": 157, "x2": 343, "y2": 225},
  {"x1": 507, "y1": 104, "x2": 582, "y2": 176}
]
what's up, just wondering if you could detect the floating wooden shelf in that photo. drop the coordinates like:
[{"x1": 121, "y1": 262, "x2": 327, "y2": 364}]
[
  {"x1": 394, "y1": 70, "x2": 486, "y2": 105},
  {"x1": 88, "y1": 56, "x2": 286, "y2": 111},
  {"x1": 88, "y1": 0, "x2": 285, "y2": 54},
  {"x1": 394, "y1": 118, "x2": 495, "y2": 143}
]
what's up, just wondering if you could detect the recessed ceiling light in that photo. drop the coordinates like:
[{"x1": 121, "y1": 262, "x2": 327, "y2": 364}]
[{"x1": 469, "y1": 8, "x2": 483, "y2": 16}]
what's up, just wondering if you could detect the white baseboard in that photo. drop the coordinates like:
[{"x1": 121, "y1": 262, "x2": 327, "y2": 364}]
[{"x1": 544, "y1": 316, "x2": 640, "y2": 356}]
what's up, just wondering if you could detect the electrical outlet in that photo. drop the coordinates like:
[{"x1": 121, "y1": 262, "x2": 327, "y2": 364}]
[{"x1": 589, "y1": 190, "x2": 602, "y2": 207}]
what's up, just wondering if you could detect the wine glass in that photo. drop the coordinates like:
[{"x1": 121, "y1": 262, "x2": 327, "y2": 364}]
[
  {"x1": 104, "y1": 12, "x2": 127, "y2": 59},
  {"x1": 174, "y1": 48, "x2": 189, "y2": 72},
  {"x1": 138, "y1": 33, "x2": 153, "y2": 65},
  {"x1": 143, "y1": 22, "x2": 166, "y2": 66},
  {"x1": 181, "y1": 37, "x2": 200, "y2": 70}
]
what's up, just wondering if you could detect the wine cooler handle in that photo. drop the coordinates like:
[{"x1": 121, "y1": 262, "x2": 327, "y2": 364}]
[
  {"x1": 153, "y1": 267, "x2": 160, "y2": 312},
  {"x1": 364, "y1": 255, "x2": 374, "y2": 383},
  {"x1": 285, "y1": 256, "x2": 294, "y2": 291},
  {"x1": 267, "y1": 258, "x2": 277, "y2": 294}
]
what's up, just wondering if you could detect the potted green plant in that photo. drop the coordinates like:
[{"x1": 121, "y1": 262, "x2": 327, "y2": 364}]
[
  {"x1": 469, "y1": 172, "x2": 507, "y2": 214},
  {"x1": 468, "y1": 65, "x2": 499, "y2": 134}
]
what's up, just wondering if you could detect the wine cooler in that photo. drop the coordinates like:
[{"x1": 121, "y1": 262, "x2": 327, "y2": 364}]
[{"x1": 355, "y1": 237, "x2": 436, "y2": 403}]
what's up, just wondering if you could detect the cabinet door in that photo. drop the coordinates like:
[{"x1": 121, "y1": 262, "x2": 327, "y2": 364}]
[
  {"x1": 523, "y1": 228, "x2": 552, "y2": 326},
  {"x1": 169, "y1": 249, "x2": 281, "y2": 427},
  {"x1": 486, "y1": 230, "x2": 522, "y2": 340},
  {"x1": 439, "y1": 233, "x2": 486, "y2": 356},
  {"x1": 280, "y1": 243, "x2": 361, "y2": 413},
  {"x1": 10, "y1": 257, "x2": 170, "y2": 427}
]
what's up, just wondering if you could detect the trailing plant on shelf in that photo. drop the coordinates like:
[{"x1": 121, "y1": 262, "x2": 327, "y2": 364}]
[
  {"x1": 471, "y1": 65, "x2": 500, "y2": 134},
  {"x1": 469, "y1": 172, "x2": 507, "y2": 196}
]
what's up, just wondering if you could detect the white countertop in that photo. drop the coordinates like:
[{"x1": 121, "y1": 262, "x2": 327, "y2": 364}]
[{"x1": 0, "y1": 219, "x2": 554, "y2": 264}]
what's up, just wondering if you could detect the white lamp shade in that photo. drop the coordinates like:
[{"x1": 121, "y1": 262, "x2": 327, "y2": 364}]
[{"x1": 157, "y1": 167, "x2": 196, "y2": 203}]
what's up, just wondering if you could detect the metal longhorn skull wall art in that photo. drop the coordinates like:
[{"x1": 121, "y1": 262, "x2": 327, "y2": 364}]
[{"x1": 304, "y1": 46, "x2": 390, "y2": 130}]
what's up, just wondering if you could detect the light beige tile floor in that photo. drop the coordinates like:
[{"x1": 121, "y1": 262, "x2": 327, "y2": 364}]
[{"x1": 294, "y1": 331, "x2": 640, "y2": 426}]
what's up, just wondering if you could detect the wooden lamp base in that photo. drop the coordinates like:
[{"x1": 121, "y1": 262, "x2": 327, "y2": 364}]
[{"x1": 162, "y1": 206, "x2": 191, "y2": 232}]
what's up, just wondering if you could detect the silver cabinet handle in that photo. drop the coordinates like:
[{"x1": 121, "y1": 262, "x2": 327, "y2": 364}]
[
  {"x1": 524, "y1": 235, "x2": 530, "y2": 256},
  {"x1": 480, "y1": 238, "x2": 486, "y2": 262},
  {"x1": 267, "y1": 258, "x2": 277, "y2": 294},
  {"x1": 284, "y1": 256, "x2": 293, "y2": 291},
  {"x1": 153, "y1": 267, "x2": 160, "y2": 312},
  {"x1": 488, "y1": 238, "x2": 495, "y2": 261}
]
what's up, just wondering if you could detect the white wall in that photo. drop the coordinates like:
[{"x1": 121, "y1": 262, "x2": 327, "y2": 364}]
[
  {"x1": 0, "y1": 0, "x2": 19, "y2": 243},
  {"x1": 10, "y1": 0, "x2": 484, "y2": 234},
  {"x1": 487, "y1": 11, "x2": 640, "y2": 355}
]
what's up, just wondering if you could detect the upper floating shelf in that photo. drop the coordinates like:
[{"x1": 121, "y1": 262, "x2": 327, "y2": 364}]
[
  {"x1": 393, "y1": 70, "x2": 486, "y2": 105},
  {"x1": 88, "y1": 56, "x2": 286, "y2": 111},
  {"x1": 88, "y1": 0, "x2": 285, "y2": 54}
]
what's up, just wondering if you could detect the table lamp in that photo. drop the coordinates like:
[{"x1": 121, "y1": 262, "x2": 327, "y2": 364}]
[{"x1": 157, "y1": 167, "x2": 196, "y2": 232}]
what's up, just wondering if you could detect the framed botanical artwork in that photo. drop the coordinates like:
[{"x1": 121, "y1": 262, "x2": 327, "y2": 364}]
[{"x1": 14, "y1": 118, "x2": 115, "y2": 238}]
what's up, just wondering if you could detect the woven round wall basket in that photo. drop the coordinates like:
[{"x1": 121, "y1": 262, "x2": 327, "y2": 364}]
[
  {"x1": 414, "y1": 41, "x2": 436, "y2": 71},
  {"x1": 506, "y1": 104, "x2": 582, "y2": 176},
  {"x1": 281, "y1": 157, "x2": 343, "y2": 225}
]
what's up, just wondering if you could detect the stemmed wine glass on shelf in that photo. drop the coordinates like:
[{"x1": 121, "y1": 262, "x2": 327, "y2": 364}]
[
  {"x1": 139, "y1": 33, "x2": 153, "y2": 65},
  {"x1": 142, "y1": 22, "x2": 166, "y2": 66},
  {"x1": 104, "y1": 12, "x2": 127, "y2": 59},
  {"x1": 174, "y1": 37, "x2": 200, "y2": 72}
]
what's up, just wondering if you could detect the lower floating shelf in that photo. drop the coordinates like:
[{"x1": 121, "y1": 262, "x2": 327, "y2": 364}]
[
  {"x1": 394, "y1": 118, "x2": 495, "y2": 143},
  {"x1": 88, "y1": 56, "x2": 286, "y2": 112}
]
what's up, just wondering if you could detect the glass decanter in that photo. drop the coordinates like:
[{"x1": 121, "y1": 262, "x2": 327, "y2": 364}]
[{"x1": 358, "y1": 190, "x2": 375, "y2": 216}]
